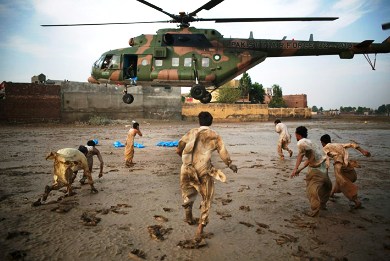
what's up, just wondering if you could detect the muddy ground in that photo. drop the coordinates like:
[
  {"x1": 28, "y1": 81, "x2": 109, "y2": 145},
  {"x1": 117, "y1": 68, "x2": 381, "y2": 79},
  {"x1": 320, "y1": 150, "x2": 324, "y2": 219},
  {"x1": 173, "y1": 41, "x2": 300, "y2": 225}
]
[{"x1": 0, "y1": 117, "x2": 389, "y2": 261}]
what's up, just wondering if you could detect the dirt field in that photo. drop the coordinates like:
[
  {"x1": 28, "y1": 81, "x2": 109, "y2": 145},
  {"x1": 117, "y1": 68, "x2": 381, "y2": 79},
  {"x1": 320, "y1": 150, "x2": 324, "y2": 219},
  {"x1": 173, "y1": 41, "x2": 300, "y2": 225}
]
[{"x1": 0, "y1": 118, "x2": 389, "y2": 261}]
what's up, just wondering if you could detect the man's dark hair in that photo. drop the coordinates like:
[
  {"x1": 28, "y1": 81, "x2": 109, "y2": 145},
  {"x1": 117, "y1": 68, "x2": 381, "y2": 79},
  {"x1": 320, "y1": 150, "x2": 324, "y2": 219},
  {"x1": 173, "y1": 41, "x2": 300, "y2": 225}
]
[
  {"x1": 198, "y1": 111, "x2": 213, "y2": 126},
  {"x1": 87, "y1": 140, "x2": 96, "y2": 146},
  {"x1": 133, "y1": 122, "x2": 139, "y2": 129},
  {"x1": 78, "y1": 145, "x2": 88, "y2": 155},
  {"x1": 320, "y1": 134, "x2": 331, "y2": 145},
  {"x1": 295, "y1": 126, "x2": 308, "y2": 138},
  {"x1": 274, "y1": 119, "x2": 281, "y2": 124}
]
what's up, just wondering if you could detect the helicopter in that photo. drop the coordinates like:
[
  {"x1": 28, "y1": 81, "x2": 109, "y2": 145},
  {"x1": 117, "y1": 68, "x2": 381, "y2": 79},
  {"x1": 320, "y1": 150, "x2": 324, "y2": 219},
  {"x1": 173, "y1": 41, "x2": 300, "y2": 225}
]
[{"x1": 42, "y1": 0, "x2": 390, "y2": 105}]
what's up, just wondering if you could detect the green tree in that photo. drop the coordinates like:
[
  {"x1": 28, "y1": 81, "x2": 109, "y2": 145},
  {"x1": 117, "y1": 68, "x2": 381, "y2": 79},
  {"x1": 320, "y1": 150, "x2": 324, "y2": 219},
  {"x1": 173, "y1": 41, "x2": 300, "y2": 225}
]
[
  {"x1": 340, "y1": 106, "x2": 356, "y2": 113},
  {"x1": 216, "y1": 85, "x2": 241, "y2": 103},
  {"x1": 249, "y1": 82, "x2": 265, "y2": 104},
  {"x1": 377, "y1": 104, "x2": 390, "y2": 116},
  {"x1": 238, "y1": 72, "x2": 252, "y2": 97},
  {"x1": 268, "y1": 84, "x2": 287, "y2": 108},
  {"x1": 312, "y1": 105, "x2": 318, "y2": 112}
]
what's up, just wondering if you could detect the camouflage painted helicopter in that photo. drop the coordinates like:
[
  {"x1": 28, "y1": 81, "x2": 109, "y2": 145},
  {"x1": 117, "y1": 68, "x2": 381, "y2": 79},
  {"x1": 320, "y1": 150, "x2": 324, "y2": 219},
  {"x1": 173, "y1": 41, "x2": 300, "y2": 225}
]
[{"x1": 42, "y1": 0, "x2": 390, "y2": 104}]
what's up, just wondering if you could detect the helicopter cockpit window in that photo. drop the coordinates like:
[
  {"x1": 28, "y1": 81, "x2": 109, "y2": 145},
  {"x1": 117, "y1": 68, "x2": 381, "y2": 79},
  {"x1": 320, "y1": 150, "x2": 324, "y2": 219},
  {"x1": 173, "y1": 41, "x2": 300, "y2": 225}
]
[
  {"x1": 184, "y1": 58, "x2": 192, "y2": 67},
  {"x1": 172, "y1": 58, "x2": 179, "y2": 67},
  {"x1": 101, "y1": 55, "x2": 113, "y2": 69},
  {"x1": 108, "y1": 55, "x2": 121, "y2": 69},
  {"x1": 202, "y1": 58, "x2": 210, "y2": 67},
  {"x1": 155, "y1": 59, "x2": 163, "y2": 67},
  {"x1": 93, "y1": 56, "x2": 105, "y2": 69}
]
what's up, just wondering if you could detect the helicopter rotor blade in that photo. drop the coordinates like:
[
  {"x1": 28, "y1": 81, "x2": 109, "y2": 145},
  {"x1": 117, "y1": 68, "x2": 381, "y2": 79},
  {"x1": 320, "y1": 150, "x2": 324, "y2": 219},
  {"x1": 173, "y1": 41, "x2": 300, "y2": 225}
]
[
  {"x1": 136, "y1": 0, "x2": 177, "y2": 20},
  {"x1": 197, "y1": 17, "x2": 339, "y2": 23},
  {"x1": 40, "y1": 21, "x2": 170, "y2": 27},
  {"x1": 382, "y1": 22, "x2": 390, "y2": 30},
  {"x1": 188, "y1": 0, "x2": 225, "y2": 17}
]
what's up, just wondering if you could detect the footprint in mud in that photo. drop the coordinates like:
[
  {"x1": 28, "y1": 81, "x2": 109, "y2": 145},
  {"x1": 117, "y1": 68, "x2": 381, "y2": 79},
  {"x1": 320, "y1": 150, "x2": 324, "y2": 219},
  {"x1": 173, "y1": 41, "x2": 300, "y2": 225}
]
[
  {"x1": 249, "y1": 164, "x2": 264, "y2": 168},
  {"x1": 147, "y1": 225, "x2": 172, "y2": 241},
  {"x1": 221, "y1": 198, "x2": 232, "y2": 205},
  {"x1": 239, "y1": 205, "x2": 251, "y2": 212},
  {"x1": 237, "y1": 185, "x2": 250, "y2": 192},
  {"x1": 6, "y1": 230, "x2": 31, "y2": 240},
  {"x1": 239, "y1": 221, "x2": 254, "y2": 227},
  {"x1": 81, "y1": 211, "x2": 101, "y2": 226},
  {"x1": 98, "y1": 203, "x2": 132, "y2": 215},
  {"x1": 154, "y1": 215, "x2": 169, "y2": 222},
  {"x1": 8, "y1": 250, "x2": 27, "y2": 260},
  {"x1": 216, "y1": 210, "x2": 232, "y2": 220},
  {"x1": 50, "y1": 198, "x2": 79, "y2": 213},
  {"x1": 274, "y1": 233, "x2": 298, "y2": 245},
  {"x1": 215, "y1": 197, "x2": 232, "y2": 205},
  {"x1": 177, "y1": 232, "x2": 213, "y2": 249},
  {"x1": 129, "y1": 249, "x2": 147, "y2": 260}
]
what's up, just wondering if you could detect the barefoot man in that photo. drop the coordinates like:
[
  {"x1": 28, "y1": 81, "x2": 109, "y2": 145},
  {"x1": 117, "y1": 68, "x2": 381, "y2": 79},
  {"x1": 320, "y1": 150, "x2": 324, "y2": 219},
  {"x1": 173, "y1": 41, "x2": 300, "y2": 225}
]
[
  {"x1": 320, "y1": 134, "x2": 371, "y2": 209},
  {"x1": 274, "y1": 119, "x2": 293, "y2": 159},
  {"x1": 176, "y1": 111, "x2": 238, "y2": 239},
  {"x1": 291, "y1": 126, "x2": 332, "y2": 217}
]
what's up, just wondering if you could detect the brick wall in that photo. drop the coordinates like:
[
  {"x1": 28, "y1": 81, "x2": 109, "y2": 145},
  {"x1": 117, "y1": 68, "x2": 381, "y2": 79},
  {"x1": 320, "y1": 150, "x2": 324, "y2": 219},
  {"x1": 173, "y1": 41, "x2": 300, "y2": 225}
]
[
  {"x1": 283, "y1": 94, "x2": 307, "y2": 108},
  {"x1": 0, "y1": 83, "x2": 61, "y2": 122}
]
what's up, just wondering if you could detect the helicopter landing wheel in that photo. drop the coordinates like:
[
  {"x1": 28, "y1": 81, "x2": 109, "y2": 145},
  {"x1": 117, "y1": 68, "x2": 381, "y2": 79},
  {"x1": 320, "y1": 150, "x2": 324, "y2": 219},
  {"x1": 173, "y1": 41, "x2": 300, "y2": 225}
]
[
  {"x1": 190, "y1": 85, "x2": 206, "y2": 100},
  {"x1": 200, "y1": 91, "x2": 212, "y2": 104},
  {"x1": 122, "y1": 93, "x2": 134, "y2": 104}
]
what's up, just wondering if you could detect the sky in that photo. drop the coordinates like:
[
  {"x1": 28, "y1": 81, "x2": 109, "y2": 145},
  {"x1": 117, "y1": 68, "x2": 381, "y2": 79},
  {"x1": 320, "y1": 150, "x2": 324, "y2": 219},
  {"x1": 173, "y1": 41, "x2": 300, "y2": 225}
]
[{"x1": 0, "y1": 0, "x2": 389, "y2": 110}]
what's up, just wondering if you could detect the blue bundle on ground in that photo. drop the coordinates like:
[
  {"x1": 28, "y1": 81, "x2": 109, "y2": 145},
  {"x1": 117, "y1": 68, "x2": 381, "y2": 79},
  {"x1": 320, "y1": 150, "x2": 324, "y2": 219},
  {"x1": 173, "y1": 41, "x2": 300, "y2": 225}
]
[
  {"x1": 114, "y1": 141, "x2": 145, "y2": 148},
  {"x1": 134, "y1": 142, "x2": 145, "y2": 148},
  {"x1": 156, "y1": 140, "x2": 179, "y2": 147},
  {"x1": 113, "y1": 141, "x2": 125, "y2": 147}
]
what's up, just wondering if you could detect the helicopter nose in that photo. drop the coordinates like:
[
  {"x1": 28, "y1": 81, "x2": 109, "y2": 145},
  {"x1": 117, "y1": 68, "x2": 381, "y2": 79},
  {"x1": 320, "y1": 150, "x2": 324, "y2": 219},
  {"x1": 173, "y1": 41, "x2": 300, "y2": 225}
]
[{"x1": 88, "y1": 76, "x2": 99, "y2": 84}]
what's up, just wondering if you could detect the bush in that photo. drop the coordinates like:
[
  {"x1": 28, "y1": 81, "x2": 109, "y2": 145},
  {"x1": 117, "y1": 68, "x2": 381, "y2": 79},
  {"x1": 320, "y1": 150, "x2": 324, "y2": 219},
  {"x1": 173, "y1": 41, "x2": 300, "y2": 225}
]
[
  {"x1": 216, "y1": 87, "x2": 241, "y2": 103},
  {"x1": 88, "y1": 115, "x2": 111, "y2": 125}
]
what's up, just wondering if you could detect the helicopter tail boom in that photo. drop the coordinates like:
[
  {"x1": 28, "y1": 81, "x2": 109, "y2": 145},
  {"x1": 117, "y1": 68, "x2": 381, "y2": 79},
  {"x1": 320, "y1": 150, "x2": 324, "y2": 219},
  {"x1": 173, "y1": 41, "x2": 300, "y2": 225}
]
[{"x1": 382, "y1": 36, "x2": 390, "y2": 44}]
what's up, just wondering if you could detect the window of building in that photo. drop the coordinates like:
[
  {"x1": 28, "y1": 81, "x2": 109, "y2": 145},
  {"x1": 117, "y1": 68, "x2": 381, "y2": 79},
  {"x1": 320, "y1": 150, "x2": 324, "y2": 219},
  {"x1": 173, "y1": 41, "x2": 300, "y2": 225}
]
[{"x1": 155, "y1": 59, "x2": 163, "y2": 66}]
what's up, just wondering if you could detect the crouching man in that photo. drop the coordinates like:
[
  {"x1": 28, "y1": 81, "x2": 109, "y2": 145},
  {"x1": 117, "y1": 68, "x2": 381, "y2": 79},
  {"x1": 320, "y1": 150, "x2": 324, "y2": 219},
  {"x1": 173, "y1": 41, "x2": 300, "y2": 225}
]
[{"x1": 33, "y1": 148, "x2": 98, "y2": 206}]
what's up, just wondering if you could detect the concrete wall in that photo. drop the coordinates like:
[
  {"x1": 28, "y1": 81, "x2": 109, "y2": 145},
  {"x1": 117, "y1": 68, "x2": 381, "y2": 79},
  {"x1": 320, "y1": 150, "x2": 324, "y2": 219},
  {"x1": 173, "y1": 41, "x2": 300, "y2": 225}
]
[
  {"x1": 182, "y1": 104, "x2": 311, "y2": 121},
  {"x1": 268, "y1": 107, "x2": 312, "y2": 118},
  {"x1": 0, "y1": 82, "x2": 182, "y2": 122},
  {"x1": 142, "y1": 86, "x2": 182, "y2": 120},
  {"x1": 61, "y1": 82, "x2": 144, "y2": 122},
  {"x1": 61, "y1": 82, "x2": 182, "y2": 122},
  {"x1": 182, "y1": 103, "x2": 270, "y2": 122},
  {"x1": 0, "y1": 82, "x2": 310, "y2": 123}
]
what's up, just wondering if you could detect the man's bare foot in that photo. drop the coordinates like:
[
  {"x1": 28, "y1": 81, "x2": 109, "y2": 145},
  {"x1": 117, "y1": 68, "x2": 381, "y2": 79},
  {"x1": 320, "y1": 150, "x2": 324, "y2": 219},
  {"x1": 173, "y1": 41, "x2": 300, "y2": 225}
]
[
  {"x1": 184, "y1": 218, "x2": 196, "y2": 225},
  {"x1": 195, "y1": 224, "x2": 204, "y2": 240},
  {"x1": 280, "y1": 156, "x2": 284, "y2": 160},
  {"x1": 354, "y1": 200, "x2": 362, "y2": 209}
]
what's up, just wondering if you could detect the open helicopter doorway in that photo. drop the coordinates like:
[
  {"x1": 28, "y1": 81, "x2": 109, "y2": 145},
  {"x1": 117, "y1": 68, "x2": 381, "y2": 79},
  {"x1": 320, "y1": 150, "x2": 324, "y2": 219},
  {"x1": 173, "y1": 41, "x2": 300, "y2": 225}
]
[
  {"x1": 123, "y1": 54, "x2": 138, "y2": 81},
  {"x1": 122, "y1": 54, "x2": 138, "y2": 105}
]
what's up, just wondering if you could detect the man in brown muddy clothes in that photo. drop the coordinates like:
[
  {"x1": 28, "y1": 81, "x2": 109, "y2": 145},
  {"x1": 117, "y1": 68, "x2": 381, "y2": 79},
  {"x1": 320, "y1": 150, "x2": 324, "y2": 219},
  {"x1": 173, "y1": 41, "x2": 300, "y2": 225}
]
[
  {"x1": 274, "y1": 119, "x2": 293, "y2": 159},
  {"x1": 320, "y1": 134, "x2": 371, "y2": 209},
  {"x1": 291, "y1": 126, "x2": 332, "y2": 217},
  {"x1": 176, "y1": 111, "x2": 238, "y2": 239}
]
